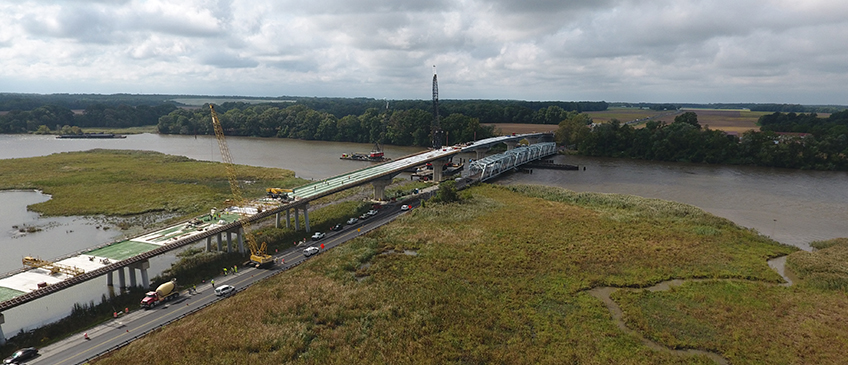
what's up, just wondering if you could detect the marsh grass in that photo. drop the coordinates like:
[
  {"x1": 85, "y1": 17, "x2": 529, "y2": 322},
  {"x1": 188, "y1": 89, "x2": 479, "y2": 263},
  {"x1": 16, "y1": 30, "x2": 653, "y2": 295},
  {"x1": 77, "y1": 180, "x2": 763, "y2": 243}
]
[
  {"x1": 0, "y1": 149, "x2": 304, "y2": 217},
  {"x1": 95, "y1": 184, "x2": 802, "y2": 364},
  {"x1": 786, "y1": 238, "x2": 848, "y2": 291}
]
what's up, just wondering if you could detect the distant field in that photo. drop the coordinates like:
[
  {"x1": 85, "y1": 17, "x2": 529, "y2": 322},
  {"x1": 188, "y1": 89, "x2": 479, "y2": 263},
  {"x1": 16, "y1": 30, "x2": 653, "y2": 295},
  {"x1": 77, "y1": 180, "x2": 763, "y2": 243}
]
[
  {"x1": 585, "y1": 108, "x2": 669, "y2": 123},
  {"x1": 482, "y1": 123, "x2": 557, "y2": 135}
]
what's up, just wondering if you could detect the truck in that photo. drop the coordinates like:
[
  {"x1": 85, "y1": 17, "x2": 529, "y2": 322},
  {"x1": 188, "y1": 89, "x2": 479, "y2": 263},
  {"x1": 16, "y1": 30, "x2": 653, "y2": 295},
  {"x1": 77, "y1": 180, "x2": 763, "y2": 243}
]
[{"x1": 140, "y1": 279, "x2": 179, "y2": 309}]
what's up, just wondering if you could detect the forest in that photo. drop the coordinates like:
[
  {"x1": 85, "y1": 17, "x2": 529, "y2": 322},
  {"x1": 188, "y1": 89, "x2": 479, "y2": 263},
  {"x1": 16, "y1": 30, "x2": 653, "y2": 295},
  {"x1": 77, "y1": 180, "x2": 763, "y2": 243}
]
[{"x1": 559, "y1": 111, "x2": 848, "y2": 170}]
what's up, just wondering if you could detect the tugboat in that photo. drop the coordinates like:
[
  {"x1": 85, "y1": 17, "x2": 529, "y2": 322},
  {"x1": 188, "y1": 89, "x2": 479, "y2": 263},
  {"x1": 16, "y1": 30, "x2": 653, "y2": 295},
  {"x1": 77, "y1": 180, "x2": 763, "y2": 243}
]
[{"x1": 341, "y1": 142, "x2": 391, "y2": 162}]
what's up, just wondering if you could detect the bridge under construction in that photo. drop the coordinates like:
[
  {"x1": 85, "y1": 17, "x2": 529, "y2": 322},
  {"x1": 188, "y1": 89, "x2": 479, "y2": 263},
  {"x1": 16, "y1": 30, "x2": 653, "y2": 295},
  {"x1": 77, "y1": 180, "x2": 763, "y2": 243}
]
[{"x1": 0, "y1": 132, "x2": 556, "y2": 343}]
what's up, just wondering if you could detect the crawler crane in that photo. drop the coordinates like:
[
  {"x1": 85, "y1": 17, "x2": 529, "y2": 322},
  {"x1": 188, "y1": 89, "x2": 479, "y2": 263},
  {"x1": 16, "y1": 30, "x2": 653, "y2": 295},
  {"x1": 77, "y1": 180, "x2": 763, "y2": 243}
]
[{"x1": 209, "y1": 105, "x2": 274, "y2": 268}]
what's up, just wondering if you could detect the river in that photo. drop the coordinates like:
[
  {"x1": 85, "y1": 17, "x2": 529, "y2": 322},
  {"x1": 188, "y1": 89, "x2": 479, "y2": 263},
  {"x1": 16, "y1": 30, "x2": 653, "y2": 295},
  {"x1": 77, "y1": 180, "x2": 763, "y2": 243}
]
[{"x1": 0, "y1": 133, "x2": 846, "y2": 335}]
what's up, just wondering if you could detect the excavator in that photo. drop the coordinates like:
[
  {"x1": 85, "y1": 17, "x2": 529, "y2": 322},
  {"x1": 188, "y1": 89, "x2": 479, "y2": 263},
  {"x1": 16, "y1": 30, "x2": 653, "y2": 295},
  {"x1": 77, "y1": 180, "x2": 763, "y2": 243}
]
[
  {"x1": 209, "y1": 105, "x2": 274, "y2": 268},
  {"x1": 266, "y1": 188, "x2": 293, "y2": 201}
]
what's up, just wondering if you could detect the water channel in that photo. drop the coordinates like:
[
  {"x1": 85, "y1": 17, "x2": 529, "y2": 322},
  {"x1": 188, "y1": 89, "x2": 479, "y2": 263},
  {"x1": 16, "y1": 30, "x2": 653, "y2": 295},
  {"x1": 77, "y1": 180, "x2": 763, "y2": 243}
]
[{"x1": 0, "y1": 133, "x2": 846, "y2": 335}]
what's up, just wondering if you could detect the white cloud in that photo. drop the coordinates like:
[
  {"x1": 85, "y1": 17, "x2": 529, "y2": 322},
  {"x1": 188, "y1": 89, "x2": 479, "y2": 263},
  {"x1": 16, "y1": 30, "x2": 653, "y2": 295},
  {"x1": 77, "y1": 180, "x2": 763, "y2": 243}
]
[{"x1": 0, "y1": 0, "x2": 847, "y2": 104}]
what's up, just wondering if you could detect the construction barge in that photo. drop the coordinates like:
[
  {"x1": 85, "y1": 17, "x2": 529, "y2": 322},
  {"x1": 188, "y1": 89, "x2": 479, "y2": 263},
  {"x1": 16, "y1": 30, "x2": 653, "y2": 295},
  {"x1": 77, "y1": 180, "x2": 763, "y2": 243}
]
[
  {"x1": 56, "y1": 133, "x2": 126, "y2": 139},
  {"x1": 523, "y1": 160, "x2": 579, "y2": 170},
  {"x1": 340, "y1": 143, "x2": 391, "y2": 162}
]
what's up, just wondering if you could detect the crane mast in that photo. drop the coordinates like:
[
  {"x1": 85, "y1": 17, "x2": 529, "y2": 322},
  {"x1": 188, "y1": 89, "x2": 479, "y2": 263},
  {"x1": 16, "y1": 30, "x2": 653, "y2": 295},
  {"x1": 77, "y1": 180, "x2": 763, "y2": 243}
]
[
  {"x1": 432, "y1": 67, "x2": 443, "y2": 149},
  {"x1": 209, "y1": 105, "x2": 273, "y2": 268}
]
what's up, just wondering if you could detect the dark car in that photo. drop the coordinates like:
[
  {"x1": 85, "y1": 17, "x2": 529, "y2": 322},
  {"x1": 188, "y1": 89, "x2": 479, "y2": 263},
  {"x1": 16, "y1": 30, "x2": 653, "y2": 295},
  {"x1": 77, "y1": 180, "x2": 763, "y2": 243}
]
[
  {"x1": 331, "y1": 224, "x2": 343, "y2": 231},
  {"x1": 4, "y1": 348, "x2": 38, "y2": 364}
]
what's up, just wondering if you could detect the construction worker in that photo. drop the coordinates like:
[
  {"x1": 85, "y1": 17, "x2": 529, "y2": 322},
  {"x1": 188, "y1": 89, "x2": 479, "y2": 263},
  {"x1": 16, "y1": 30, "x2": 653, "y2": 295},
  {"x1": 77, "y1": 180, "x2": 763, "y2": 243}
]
[
  {"x1": 211, "y1": 279, "x2": 215, "y2": 288},
  {"x1": 233, "y1": 265, "x2": 237, "y2": 274},
  {"x1": 223, "y1": 267, "x2": 228, "y2": 276}
]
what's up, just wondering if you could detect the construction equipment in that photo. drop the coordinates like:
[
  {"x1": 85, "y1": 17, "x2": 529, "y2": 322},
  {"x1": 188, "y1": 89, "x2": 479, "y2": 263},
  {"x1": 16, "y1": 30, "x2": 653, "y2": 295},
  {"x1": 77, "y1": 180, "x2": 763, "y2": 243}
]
[
  {"x1": 22, "y1": 256, "x2": 85, "y2": 277},
  {"x1": 266, "y1": 188, "x2": 293, "y2": 200},
  {"x1": 209, "y1": 105, "x2": 274, "y2": 268}
]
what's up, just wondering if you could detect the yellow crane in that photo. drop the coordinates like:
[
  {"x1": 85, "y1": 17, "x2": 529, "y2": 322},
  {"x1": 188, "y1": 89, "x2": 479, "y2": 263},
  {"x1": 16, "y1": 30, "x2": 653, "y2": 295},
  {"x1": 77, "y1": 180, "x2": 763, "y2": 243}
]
[
  {"x1": 209, "y1": 105, "x2": 274, "y2": 268},
  {"x1": 23, "y1": 256, "x2": 85, "y2": 277}
]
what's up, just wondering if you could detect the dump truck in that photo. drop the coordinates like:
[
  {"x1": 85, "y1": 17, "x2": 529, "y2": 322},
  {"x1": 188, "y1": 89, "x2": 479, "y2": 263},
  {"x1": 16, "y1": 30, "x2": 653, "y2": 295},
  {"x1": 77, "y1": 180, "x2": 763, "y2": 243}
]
[{"x1": 140, "y1": 279, "x2": 179, "y2": 309}]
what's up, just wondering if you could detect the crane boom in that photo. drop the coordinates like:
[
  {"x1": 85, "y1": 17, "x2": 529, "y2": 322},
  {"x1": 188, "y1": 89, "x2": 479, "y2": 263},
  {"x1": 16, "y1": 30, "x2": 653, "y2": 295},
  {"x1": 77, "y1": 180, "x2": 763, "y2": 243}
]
[{"x1": 209, "y1": 105, "x2": 273, "y2": 268}]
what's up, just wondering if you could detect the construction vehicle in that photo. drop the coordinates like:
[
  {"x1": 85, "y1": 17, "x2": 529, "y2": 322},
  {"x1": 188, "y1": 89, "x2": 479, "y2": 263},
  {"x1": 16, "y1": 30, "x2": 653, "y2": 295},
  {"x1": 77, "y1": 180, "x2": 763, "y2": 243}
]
[
  {"x1": 266, "y1": 188, "x2": 293, "y2": 200},
  {"x1": 209, "y1": 105, "x2": 274, "y2": 268},
  {"x1": 22, "y1": 256, "x2": 85, "y2": 277},
  {"x1": 140, "y1": 279, "x2": 179, "y2": 309}
]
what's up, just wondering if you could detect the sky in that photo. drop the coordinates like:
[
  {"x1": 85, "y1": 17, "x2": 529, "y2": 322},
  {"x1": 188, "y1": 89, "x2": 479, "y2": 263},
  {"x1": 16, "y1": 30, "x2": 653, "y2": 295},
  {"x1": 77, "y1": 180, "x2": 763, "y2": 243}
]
[{"x1": 1, "y1": 0, "x2": 847, "y2": 104}]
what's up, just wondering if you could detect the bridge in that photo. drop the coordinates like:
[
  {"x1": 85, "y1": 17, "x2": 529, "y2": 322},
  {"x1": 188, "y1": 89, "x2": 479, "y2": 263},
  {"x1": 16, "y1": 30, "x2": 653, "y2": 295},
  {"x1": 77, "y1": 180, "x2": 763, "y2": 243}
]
[{"x1": 0, "y1": 132, "x2": 555, "y2": 343}]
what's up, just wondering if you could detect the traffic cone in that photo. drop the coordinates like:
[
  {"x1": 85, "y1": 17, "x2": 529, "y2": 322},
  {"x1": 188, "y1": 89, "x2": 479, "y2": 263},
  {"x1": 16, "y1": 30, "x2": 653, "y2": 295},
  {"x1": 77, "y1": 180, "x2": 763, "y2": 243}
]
[{"x1": 84, "y1": 332, "x2": 90, "y2": 340}]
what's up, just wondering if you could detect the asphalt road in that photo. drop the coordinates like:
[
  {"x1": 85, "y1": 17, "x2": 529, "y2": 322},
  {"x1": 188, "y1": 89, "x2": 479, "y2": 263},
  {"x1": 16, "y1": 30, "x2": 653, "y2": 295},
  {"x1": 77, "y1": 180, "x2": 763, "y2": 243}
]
[{"x1": 27, "y1": 199, "x2": 424, "y2": 365}]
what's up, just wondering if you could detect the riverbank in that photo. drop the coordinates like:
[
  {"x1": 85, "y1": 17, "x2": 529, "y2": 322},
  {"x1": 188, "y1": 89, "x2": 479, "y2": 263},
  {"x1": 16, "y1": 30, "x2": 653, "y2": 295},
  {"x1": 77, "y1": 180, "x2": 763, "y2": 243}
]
[{"x1": 91, "y1": 184, "x2": 848, "y2": 365}]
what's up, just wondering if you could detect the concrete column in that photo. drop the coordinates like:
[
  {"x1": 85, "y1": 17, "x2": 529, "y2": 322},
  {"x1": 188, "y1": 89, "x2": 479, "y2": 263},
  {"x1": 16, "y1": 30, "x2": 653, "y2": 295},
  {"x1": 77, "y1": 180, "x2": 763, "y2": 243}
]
[
  {"x1": 139, "y1": 261, "x2": 150, "y2": 289},
  {"x1": 106, "y1": 270, "x2": 113, "y2": 287},
  {"x1": 304, "y1": 203, "x2": 310, "y2": 233},
  {"x1": 217, "y1": 232, "x2": 223, "y2": 251},
  {"x1": 526, "y1": 136, "x2": 539, "y2": 144},
  {"x1": 433, "y1": 160, "x2": 444, "y2": 182},
  {"x1": 128, "y1": 266, "x2": 137, "y2": 288},
  {"x1": 238, "y1": 228, "x2": 246, "y2": 254},
  {"x1": 0, "y1": 312, "x2": 5, "y2": 346},
  {"x1": 227, "y1": 231, "x2": 233, "y2": 253},
  {"x1": 371, "y1": 178, "x2": 392, "y2": 201},
  {"x1": 117, "y1": 268, "x2": 126, "y2": 290},
  {"x1": 475, "y1": 148, "x2": 486, "y2": 160},
  {"x1": 505, "y1": 141, "x2": 518, "y2": 150},
  {"x1": 294, "y1": 206, "x2": 300, "y2": 231},
  {"x1": 286, "y1": 209, "x2": 291, "y2": 229},
  {"x1": 275, "y1": 213, "x2": 280, "y2": 228},
  {"x1": 206, "y1": 236, "x2": 212, "y2": 252}
]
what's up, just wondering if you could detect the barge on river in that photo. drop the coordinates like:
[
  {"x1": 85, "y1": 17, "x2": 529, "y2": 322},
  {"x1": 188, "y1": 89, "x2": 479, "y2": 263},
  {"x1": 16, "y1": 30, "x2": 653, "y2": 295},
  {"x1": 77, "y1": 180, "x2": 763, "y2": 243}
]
[{"x1": 340, "y1": 143, "x2": 390, "y2": 162}]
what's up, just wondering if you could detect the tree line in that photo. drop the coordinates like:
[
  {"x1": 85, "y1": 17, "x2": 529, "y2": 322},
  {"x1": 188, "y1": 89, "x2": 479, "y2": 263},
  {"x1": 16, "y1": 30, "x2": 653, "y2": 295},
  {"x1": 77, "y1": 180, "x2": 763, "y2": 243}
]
[
  {"x1": 559, "y1": 111, "x2": 848, "y2": 170},
  {"x1": 0, "y1": 104, "x2": 177, "y2": 134},
  {"x1": 157, "y1": 103, "x2": 496, "y2": 147}
]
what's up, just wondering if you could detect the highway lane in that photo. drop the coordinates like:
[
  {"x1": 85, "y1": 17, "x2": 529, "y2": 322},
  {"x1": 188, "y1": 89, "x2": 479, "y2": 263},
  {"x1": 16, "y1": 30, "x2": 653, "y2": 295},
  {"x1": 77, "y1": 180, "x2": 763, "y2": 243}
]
[{"x1": 28, "y1": 199, "x2": 425, "y2": 365}]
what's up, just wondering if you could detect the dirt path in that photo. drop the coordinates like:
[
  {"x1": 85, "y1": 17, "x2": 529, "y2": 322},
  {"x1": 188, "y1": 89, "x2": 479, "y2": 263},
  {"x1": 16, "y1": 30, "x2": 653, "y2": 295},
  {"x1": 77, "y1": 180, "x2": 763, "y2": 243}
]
[{"x1": 587, "y1": 255, "x2": 795, "y2": 365}]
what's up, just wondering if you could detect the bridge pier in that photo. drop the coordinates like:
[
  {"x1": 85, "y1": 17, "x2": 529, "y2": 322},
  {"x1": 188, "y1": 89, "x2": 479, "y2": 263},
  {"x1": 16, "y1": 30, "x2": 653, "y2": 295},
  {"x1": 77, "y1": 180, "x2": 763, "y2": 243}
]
[
  {"x1": 371, "y1": 176, "x2": 393, "y2": 201},
  {"x1": 128, "y1": 266, "x2": 137, "y2": 288},
  {"x1": 238, "y1": 228, "x2": 246, "y2": 254},
  {"x1": 138, "y1": 261, "x2": 150, "y2": 289},
  {"x1": 294, "y1": 206, "x2": 300, "y2": 231},
  {"x1": 474, "y1": 148, "x2": 487, "y2": 160},
  {"x1": 0, "y1": 313, "x2": 5, "y2": 345},
  {"x1": 275, "y1": 212, "x2": 281, "y2": 228},
  {"x1": 304, "y1": 203, "x2": 311, "y2": 233},
  {"x1": 286, "y1": 209, "x2": 291, "y2": 228},
  {"x1": 226, "y1": 231, "x2": 233, "y2": 252},
  {"x1": 505, "y1": 141, "x2": 519, "y2": 150},
  {"x1": 206, "y1": 236, "x2": 212, "y2": 252},
  {"x1": 217, "y1": 232, "x2": 223, "y2": 251},
  {"x1": 432, "y1": 159, "x2": 445, "y2": 182},
  {"x1": 117, "y1": 267, "x2": 126, "y2": 290}
]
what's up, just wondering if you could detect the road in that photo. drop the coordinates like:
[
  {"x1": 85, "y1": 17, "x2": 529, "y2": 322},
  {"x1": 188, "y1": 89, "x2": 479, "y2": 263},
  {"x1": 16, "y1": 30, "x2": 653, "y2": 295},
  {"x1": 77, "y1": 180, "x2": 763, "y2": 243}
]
[{"x1": 27, "y1": 198, "x2": 426, "y2": 365}]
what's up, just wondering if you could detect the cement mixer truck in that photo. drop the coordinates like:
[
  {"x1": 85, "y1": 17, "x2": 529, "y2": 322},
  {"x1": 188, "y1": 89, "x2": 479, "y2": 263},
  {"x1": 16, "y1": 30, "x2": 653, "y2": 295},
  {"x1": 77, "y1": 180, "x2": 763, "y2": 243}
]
[{"x1": 140, "y1": 279, "x2": 179, "y2": 309}]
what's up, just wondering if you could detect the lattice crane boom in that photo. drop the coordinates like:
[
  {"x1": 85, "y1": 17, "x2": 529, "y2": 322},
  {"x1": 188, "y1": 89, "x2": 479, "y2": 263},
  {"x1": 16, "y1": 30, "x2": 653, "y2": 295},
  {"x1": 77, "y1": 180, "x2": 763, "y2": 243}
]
[{"x1": 209, "y1": 105, "x2": 272, "y2": 267}]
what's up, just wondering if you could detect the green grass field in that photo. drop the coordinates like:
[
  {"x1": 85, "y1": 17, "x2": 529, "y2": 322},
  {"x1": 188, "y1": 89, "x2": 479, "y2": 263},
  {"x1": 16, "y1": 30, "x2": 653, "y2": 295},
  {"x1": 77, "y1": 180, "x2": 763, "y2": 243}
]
[
  {"x1": 0, "y1": 149, "x2": 305, "y2": 217},
  {"x1": 93, "y1": 184, "x2": 826, "y2": 365}
]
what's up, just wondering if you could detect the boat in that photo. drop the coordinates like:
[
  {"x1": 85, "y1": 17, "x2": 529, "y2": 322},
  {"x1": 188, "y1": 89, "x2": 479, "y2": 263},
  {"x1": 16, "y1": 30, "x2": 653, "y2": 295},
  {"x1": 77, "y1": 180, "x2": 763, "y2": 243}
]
[
  {"x1": 56, "y1": 133, "x2": 126, "y2": 139},
  {"x1": 340, "y1": 142, "x2": 391, "y2": 162}
]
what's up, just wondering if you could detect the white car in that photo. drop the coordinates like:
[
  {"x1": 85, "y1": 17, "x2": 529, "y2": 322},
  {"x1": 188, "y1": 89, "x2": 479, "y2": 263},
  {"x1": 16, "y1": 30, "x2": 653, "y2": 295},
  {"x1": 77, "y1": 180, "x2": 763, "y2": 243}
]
[
  {"x1": 215, "y1": 284, "x2": 235, "y2": 296},
  {"x1": 367, "y1": 209, "x2": 378, "y2": 216},
  {"x1": 311, "y1": 232, "x2": 326, "y2": 240},
  {"x1": 401, "y1": 204, "x2": 410, "y2": 211},
  {"x1": 346, "y1": 217, "x2": 358, "y2": 225},
  {"x1": 303, "y1": 246, "x2": 320, "y2": 257}
]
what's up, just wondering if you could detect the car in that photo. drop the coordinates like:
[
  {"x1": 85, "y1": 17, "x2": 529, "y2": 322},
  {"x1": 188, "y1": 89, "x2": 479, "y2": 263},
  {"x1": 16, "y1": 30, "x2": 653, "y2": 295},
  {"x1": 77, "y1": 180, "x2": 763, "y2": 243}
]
[
  {"x1": 3, "y1": 348, "x2": 37, "y2": 364},
  {"x1": 346, "y1": 217, "x2": 358, "y2": 225},
  {"x1": 366, "y1": 209, "x2": 378, "y2": 216},
  {"x1": 303, "y1": 246, "x2": 320, "y2": 257},
  {"x1": 401, "y1": 204, "x2": 410, "y2": 211},
  {"x1": 359, "y1": 213, "x2": 369, "y2": 220},
  {"x1": 214, "y1": 284, "x2": 235, "y2": 296},
  {"x1": 311, "y1": 232, "x2": 326, "y2": 240},
  {"x1": 331, "y1": 223, "x2": 343, "y2": 231}
]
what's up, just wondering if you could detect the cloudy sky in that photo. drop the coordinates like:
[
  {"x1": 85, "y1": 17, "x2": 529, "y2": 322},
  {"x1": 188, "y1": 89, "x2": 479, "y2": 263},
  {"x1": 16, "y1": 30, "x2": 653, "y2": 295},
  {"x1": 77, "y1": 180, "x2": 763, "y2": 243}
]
[{"x1": 1, "y1": 0, "x2": 847, "y2": 104}]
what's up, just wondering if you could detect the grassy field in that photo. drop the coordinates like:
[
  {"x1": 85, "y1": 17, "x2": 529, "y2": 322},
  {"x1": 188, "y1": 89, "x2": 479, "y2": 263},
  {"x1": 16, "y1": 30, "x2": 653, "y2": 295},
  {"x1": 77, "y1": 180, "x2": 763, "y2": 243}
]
[
  {"x1": 482, "y1": 123, "x2": 558, "y2": 135},
  {"x1": 0, "y1": 149, "x2": 304, "y2": 217},
  {"x1": 585, "y1": 108, "x2": 669, "y2": 124},
  {"x1": 94, "y1": 184, "x2": 812, "y2": 365}
]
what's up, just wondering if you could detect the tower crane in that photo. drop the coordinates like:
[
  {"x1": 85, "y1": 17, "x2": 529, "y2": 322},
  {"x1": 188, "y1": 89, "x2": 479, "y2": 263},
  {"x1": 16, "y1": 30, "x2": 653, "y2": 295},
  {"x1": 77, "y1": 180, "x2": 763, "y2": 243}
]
[{"x1": 209, "y1": 105, "x2": 274, "y2": 268}]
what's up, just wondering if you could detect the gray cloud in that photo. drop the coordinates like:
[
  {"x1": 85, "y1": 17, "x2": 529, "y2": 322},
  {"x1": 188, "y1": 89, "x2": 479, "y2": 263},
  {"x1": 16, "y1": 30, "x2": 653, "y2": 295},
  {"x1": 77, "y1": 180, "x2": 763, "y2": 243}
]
[{"x1": 0, "y1": 0, "x2": 847, "y2": 104}]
